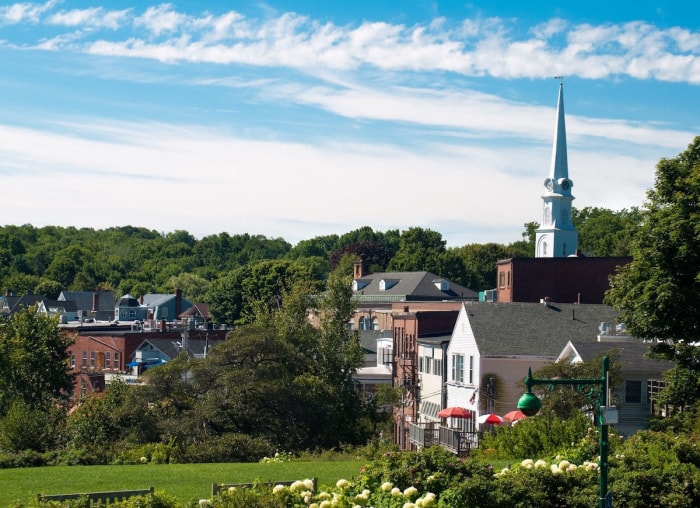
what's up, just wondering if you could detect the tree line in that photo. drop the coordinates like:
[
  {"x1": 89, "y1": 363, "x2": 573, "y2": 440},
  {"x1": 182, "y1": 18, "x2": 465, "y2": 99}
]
[{"x1": 0, "y1": 207, "x2": 639, "y2": 309}]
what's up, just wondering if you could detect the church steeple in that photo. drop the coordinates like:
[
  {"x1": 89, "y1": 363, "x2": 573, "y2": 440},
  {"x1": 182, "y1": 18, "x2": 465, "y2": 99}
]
[{"x1": 535, "y1": 80, "x2": 578, "y2": 258}]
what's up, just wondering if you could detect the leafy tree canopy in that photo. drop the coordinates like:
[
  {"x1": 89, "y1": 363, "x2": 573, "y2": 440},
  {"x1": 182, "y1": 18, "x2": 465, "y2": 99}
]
[{"x1": 606, "y1": 136, "x2": 700, "y2": 341}]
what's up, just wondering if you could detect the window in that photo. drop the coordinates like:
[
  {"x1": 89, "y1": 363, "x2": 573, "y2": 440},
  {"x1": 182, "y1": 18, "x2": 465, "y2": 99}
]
[
  {"x1": 114, "y1": 352, "x2": 120, "y2": 370},
  {"x1": 105, "y1": 351, "x2": 111, "y2": 370},
  {"x1": 433, "y1": 358, "x2": 443, "y2": 376},
  {"x1": 498, "y1": 272, "x2": 505, "y2": 289},
  {"x1": 82, "y1": 351, "x2": 87, "y2": 368},
  {"x1": 418, "y1": 356, "x2": 424, "y2": 372},
  {"x1": 468, "y1": 355, "x2": 474, "y2": 384},
  {"x1": 625, "y1": 380, "x2": 642, "y2": 403},
  {"x1": 425, "y1": 356, "x2": 432, "y2": 375},
  {"x1": 347, "y1": 321, "x2": 354, "y2": 330},
  {"x1": 452, "y1": 354, "x2": 464, "y2": 383},
  {"x1": 70, "y1": 354, "x2": 75, "y2": 369},
  {"x1": 128, "y1": 308, "x2": 136, "y2": 319},
  {"x1": 90, "y1": 351, "x2": 96, "y2": 368}
]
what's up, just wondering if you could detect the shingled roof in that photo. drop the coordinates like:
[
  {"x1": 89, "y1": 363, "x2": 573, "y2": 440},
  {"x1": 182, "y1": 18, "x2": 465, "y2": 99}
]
[
  {"x1": 461, "y1": 301, "x2": 622, "y2": 357},
  {"x1": 353, "y1": 271, "x2": 478, "y2": 302},
  {"x1": 560, "y1": 340, "x2": 674, "y2": 375}
]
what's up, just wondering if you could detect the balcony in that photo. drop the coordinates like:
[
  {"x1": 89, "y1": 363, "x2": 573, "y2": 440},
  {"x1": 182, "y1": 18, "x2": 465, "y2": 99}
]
[{"x1": 407, "y1": 422, "x2": 477, "y2": 457}]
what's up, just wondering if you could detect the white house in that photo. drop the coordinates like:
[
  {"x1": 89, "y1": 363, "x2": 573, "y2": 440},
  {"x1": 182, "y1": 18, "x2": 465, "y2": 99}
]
[{"x1": 442, "y1": 301, "x2": 623, "y2": 430}]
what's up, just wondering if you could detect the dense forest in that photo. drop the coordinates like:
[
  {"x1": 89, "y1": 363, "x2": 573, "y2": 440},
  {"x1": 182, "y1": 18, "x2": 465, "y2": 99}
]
[{"x1": 0, "y1": 205, "x2": 640, "y2": 308}]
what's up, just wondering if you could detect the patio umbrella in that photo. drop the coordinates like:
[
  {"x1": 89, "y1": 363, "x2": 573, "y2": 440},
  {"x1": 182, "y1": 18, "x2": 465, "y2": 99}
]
[
  {"x1": 477, "y1": 413, "x2": 505, "y2": 425},
  {"x1": 503, "y1": 409, "x2": 527, "y2": 423},
  {"x1": 437, "y1": 406, "x2": 472, "y2": 418}
]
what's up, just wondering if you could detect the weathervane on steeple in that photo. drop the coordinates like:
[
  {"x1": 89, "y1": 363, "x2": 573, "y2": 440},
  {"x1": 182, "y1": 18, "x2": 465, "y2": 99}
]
[{"x1": 553, "y1": 76, "x2": 564, "y2": 83}]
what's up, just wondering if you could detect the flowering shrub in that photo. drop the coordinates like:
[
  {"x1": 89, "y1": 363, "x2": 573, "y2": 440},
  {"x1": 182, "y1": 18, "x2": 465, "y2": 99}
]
[{"x1": 260, "y1": 451, "x2": 294, "y2": 463}]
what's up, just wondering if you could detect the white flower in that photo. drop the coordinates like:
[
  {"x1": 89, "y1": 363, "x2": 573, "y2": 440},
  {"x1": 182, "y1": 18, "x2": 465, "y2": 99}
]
[
  {"x1": 319, "y1": 501, "x2": 331, "y2": 508},
  {"x1": 227, "y1": 487, "x2": 236, "y2": 493},
  {"x1": 403, "y1": 503, "x2": 416, "y2": 508},
  {"x1": 309, "y1": 504, "x2": 319, "y2": 508},
  {"x1": 381, "y1": 482, "x2": 393, "y2": 491},
  {"x1": 550, "y1": 464, "x2": 562, "y2": 475},
  {"x1": 303, "y1": 478, "x2": 315, "y2": 490},
  {"x1": 290, "y1": 480, "x2": 304, "y2": 492},
  {"x1": 318, "y1": 491, "x2": 331, "y2": 500},
  {"x1": 535, "y1": 459, "x2": 548, "y2": 468},
  {"x1": 198, "y1": 500, "x2": 210, "y2": 508},
  {"x1": 558, "y1": 460, "x2": 571, "y2": 470},
  {"x1": 272, "y1": 484, "x2": 286, "y2": 494},
  {"x1": 139, "y1": 456, "x2": 147, "y2": 463},
  {"x1": 566, "y1": 464, "x2": 578, "y2": 472},
  {"x1": 521, "y1": 459, "x2": 534, "y2": 468},
  {"x1": 391, "y1": 487, "x2": 402, "y2": 496},
  {"x1": 336, "y1": 479, "x2": 350, "y2": 490},
  {"x1": 404, "y1": 486, "x2": 418, "y2": 498}
]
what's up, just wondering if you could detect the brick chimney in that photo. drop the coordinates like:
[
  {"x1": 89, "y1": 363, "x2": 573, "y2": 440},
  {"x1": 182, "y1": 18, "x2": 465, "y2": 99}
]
[{"x1": 353, "y1": 260, "x2": 364, "y2": 280}]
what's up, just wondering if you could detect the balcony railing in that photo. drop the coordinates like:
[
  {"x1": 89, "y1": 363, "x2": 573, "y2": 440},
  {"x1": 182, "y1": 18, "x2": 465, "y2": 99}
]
[{"x1": 408, "y1": 422, "x2": 477, "y2": 457}]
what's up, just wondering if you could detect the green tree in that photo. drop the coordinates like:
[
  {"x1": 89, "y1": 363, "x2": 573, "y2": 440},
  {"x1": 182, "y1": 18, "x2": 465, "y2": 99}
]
[
  {"x1": 0, "y1": 307, "x2": 75, "y2": 415},
  {"x1": 529, "y1": 352, "x2": 622, "y2": 419},
  {"x1": 388, "y1": 227, "x2": 446, "y2": 273},
  {"x1": 208, "y1": 259, "x2": 319, "y2": 326},
  {"x1": 448, "y1": 243, "x2": 512, "y2": 291},
  {"x1": 606, "y1": 137, "x2": 700, "y2": 341},
  {"x1": 573, "y1": 206, "x2": 640, "y2": 256}
]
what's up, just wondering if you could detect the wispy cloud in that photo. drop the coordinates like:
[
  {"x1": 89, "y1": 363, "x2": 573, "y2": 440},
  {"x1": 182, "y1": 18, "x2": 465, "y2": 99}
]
[{"x1": 2, "y1": 2, "x2": 698, "y2": 82}]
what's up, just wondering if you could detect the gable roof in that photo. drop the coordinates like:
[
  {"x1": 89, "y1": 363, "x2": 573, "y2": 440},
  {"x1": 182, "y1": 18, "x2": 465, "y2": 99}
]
[
  {"x1": 461, "y1": 301, "x2": 622, "y2": 357},
  {"x1": 559, "y1": 340, "x2": 674, "y2": 375},
  {"x1": 353, "y1": 271, "x2": 478, "y2": 302},
  {"x1": 178, "y1": 302, "x2": 211, "y2": 320},
  {"x1": 59, "y1": 291, "x2": 115, "y2": 312}
]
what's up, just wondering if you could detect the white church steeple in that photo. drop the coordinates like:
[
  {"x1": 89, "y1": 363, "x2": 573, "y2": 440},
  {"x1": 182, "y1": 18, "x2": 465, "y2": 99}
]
[{"x1": 535, "y1": 80, "x2": 578, "y2": 258}]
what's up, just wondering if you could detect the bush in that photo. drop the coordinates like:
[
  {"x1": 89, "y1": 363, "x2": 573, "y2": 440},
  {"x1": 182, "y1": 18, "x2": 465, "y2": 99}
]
[
  {"x1": 177, "y1": 433, "x2": 275, "y2": 463},
  {"x1": 473, "y1": 412, "x2": 595, "y2": 460}
]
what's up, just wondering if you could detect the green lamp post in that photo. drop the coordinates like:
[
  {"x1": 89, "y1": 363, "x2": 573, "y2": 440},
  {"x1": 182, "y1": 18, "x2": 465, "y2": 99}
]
[{"x1": 517, "y1": 356, "x2": 615, "y2": 508}]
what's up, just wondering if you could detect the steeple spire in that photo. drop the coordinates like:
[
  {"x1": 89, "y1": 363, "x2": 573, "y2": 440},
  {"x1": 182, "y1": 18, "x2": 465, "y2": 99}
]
[
  {"x1": 535, "y1": 80, "x2": 579, "y2": 258},
  {"x1": 550, "y1": 79, "x2": 569, "y2": 181}
]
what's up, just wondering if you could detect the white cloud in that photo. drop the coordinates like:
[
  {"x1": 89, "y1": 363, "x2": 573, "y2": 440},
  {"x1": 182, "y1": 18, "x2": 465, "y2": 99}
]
[
  {"x1": 0, "y1": 0, "x2": 58, "y2": 24},
  {"x1": 47, "y1": 7, "x2": 130, "y2": 30},
  {"x1": 4, "y1": 4, "x2": 698, "y2": 83}
]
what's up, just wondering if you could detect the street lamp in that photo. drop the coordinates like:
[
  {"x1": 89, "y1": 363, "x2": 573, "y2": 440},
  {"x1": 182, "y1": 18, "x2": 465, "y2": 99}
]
[{"x1": 517, "y1": 356, "x2": 616, "y2": 508}]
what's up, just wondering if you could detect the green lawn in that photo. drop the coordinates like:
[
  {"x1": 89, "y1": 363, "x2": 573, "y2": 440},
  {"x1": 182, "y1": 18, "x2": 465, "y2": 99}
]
[{"x1": 0, "y1": 460, "x2": 366, "y2": 506}]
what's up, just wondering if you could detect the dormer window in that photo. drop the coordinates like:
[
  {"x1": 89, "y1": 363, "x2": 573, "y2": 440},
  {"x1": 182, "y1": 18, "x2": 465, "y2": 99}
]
[
  {"x1": 352, "y1": 279, "x2": 370, "y2": 291},
  {"x1": 433, "y1": 279, "x2": 449, "y2": 291},
  {"x1": 379, "y1": 279, "x2": 399, "y2": 291}
]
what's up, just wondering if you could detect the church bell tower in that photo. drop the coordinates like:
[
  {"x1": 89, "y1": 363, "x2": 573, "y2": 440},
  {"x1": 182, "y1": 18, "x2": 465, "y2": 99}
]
[{"x1": 535, "y1": 80, "x2": 578, "y2": 257}]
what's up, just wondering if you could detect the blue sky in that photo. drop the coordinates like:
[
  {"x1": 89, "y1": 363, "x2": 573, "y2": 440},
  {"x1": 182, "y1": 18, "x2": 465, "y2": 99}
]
[{"x1": 0, "y1": 1, "x2": 698, "y2": 247}]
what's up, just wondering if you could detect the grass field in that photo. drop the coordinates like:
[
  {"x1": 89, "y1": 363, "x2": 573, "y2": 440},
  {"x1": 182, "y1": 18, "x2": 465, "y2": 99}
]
[{"x1": 0, "y1": 460, "x2": 366, "y2": 506}]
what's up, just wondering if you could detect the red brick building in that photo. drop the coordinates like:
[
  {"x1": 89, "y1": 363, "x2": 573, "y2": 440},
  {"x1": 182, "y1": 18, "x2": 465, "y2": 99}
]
[
  {"x1": 495, "y1": 256, "x2": 632, "y2": 304},
  {"x1": 65, "y1": 325, "x2": 228, "y2": 403},
  {"x1": 391, "y1": 306, "x2": 459, "y2": 449}
]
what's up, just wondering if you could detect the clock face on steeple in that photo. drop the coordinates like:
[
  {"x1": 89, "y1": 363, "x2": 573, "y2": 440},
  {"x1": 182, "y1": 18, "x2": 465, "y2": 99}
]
[
  {"x1": 560, "y1": 179, "x2": 571, "y2": 191},
  {"x1": 544, "y1": 178, "x2": 553, "y2": 191}
]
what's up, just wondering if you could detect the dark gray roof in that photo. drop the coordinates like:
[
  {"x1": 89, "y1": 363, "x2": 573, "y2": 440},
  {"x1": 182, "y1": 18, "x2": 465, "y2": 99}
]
[
  {"x1": 565, "y1": 340, "x2": 674, "y2": 375},
  {"x1": 463, "y1": 301, "x2": 622, "y2": 357},
  {"x1": 59, "y1": 291, "x2": 115, "y2": 311},
  {"x1": 353, "y1": 271, "x2": 478, "y2": 301},
  {"x1": 358, "y1": 330, "x2": 392, "y2": 354}
]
